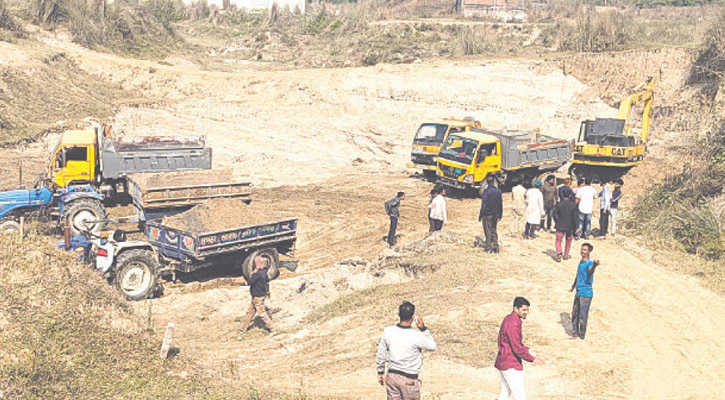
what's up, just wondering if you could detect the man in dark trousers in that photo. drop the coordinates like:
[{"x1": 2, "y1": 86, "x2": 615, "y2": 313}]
[
  {"x1": 240, "y1": 256, "x2": 276, "y2": 335},
  {"x1": 376, "y1": 301, "x2": 436, "y2": 400},
  {"x1": 479, "y1": 175, "x2": 503, "y2": 253},
  {"x1": 385, "y1": 192, "x2": 405, "y2": 248},
  {"x1": 570, "y1": 243, "x2": 600, "y2": 339},
  {"x1": 540, "y1": 174, "x2": 558, "y2": 233},
  {"x1": 553, "y1": 187, "x2": 579, "y2": 262},
  {"x1": 495, "y1": 297, "x2": 543, "y2": 400}
]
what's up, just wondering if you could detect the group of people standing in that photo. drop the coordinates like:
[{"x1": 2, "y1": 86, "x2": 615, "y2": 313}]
[{"x1": 376, "y1": 173, "x2": 612, "y2": 400}]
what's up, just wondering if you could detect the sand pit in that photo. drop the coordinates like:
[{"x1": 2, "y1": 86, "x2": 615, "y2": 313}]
[{"x1": 161, "y1": 198, "x2": 270, "y2": 233}]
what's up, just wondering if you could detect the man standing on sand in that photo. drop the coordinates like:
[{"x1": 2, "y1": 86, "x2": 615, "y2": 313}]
[
  {"x1": 570, "y1": 243, "x2": 600, "y2": 340},
  {"x1": 240, "y1": 256, "x2": 276, "y2": 335},
  {"x1": 427, "y1": 188, "x2": 437, "y2": 233},
  {"x1": 596, "y1": 181, "x2": 612, "y2": 238},
  {"x1": 558, "y1": 175, "x2": 572, "y2": 200},
  {"x1": 610, "y1": 179, "x2": 624, "y2": 237},
  {"x1": 553, "y1": 187, "x2": 579, "y2": 262},
  {"x1": 524, "y1": 181, "x2": 544, "y2": 239},
  {"x1": 495, "y1": 297, "x2": 543, "y2": 400},
  {"x1": 511, "y1": 180, "x2": 526, "y2": 234},
  {"x1": 479, "y1": 175, "x2": 503, "y2": 253},
  {"x1": 377, "y1": 301, "x2": 437, "y2": 400},
  {"x1": 429, "y1": 187, "x2": 447, "y2": 231},
  {"x1": 575, "y1": 177, "x2": 597, "y2": 240},
  {"x1": 385, "y1": 191, "x2": 405, "y2": 248},
  {"x1": 540, "y1": 175, "x2": 558, "y2": 233}
]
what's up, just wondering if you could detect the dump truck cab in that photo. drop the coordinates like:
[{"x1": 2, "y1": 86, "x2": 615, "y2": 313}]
[
  {"x1": 408, "y1": 119, "x2": 481, "y2": 180},
  {"x1": 436, "y1": 131, "x2": 502, "y2": 190},
  {"x1": 48, "y1": 130, "x2": 98, "y2": 187}
]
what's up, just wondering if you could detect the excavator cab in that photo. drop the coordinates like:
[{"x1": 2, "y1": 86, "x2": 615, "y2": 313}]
[{"x1": 579, "y1": 118, "x2": 635, "y2": 147}]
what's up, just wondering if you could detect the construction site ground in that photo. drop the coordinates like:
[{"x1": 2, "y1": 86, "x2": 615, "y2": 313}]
[{"x1": 1, "y1": 31, "x2": 724, "y2": 399}]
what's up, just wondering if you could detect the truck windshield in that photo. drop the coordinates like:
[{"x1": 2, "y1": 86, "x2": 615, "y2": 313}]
[
  {"x1": 439, "y1": 135, "x2": 478, "y2": 165},
  {"x1": 414, "y1": 124, "x2": 448, "y2": 143}
]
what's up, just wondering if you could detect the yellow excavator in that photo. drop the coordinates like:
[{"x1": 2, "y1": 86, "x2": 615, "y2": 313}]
[{"x1": 569, "y1": 76, "x2": 656, "y2": 182}]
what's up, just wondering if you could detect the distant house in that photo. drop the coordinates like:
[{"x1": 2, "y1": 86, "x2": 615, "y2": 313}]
[
  {"x1": 456, "y1": 0, "x2": 527, "y2": 22},
  {"x1": 183, "y1": 0, "x2": 306, "y2": 14}
]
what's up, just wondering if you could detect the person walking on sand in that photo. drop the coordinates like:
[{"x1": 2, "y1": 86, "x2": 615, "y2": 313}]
[
  {"x1": 385, "y1": 191, "x2": 405, "y2": 248},
  {"x1": 570, "y1": 243, "x2": 600, "y2": 340},
  {"x1": 240, "y1": 256, "x2": 276, "y2": 335},
  {"x1": 524, "y1": 181, "x2": 544, "y2": 239},
  {"x1": 553, "y1": 187, "x2": 579, "y2": 262},
  {"x1": 377, "y1": 301, "x2": 437, "y2": 400},
  {"x1": 429, "y1": 187, "x2": 447, "y2": 231},
  {"x1": 495, "y1": 297, "x2": 544, "y2": 400},
  {"x1": 596, "y1": 181, "x2": 612, "y2": 239},
  {"x1": 541, "y1": 175, "x2": 558, "y2": 233},
  {"x1": 610, "y1": 179, "x2": 623, "y2": 237},
  {"x1": 479, "y1": 175, "x2": 503, "y2": 253},
  {"x1": 575, "y1": 177, "x2": 597, "y2": 240}
]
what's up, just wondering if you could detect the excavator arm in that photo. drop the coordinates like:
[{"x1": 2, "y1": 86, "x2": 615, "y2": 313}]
[{"x1": 617, "y1": 76, "x2": 656, "y2": 145}]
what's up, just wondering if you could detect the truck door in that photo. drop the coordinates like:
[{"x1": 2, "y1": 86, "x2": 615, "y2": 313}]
[
  {"x1": 474, "y1": 142, "x2": 501, "y2": 183},
  {"x1": 52, "y1": 146, "x2": 93, "y2": 186}
]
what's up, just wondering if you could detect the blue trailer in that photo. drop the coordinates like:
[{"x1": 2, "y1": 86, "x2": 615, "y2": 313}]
[{"x1": 99, "y1": 217, "x2": 298, "y2": 300}]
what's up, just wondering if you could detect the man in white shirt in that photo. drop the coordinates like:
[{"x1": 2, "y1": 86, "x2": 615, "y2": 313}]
[
  {"x1": 524, "y1": 181, "x2": 545, "y2": 239},
  {"x1": 377, "y1": 301, "x2": 437, "y2": 400},
  {"x1": 429, "y1": 188, "x2": 447, "y2": 231},
  {"x1": 575, "y1": 177, "x2": 598, "y2": 240},
  {"x1": 510, "y1": 181, "x2": 526, "y2": 235},
  {"x1": 597, "y1": 181, "x2": 612, "y2": 238}
]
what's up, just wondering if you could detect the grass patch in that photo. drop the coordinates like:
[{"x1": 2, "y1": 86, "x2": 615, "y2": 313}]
[
  {"x1": 0, "y1": 232, "x2": 223, "y2": 399},
  {"x1": 27, "y1": 0, "x2": 183, "y2": 58},
  {"x1": 0, "y1": 51, "x2": 145, "y2": 145}
]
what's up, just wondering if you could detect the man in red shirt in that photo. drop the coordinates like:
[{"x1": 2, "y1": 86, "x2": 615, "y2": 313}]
[{"x1": 494, "y1": 297, "x2": 544, "y2": 400}]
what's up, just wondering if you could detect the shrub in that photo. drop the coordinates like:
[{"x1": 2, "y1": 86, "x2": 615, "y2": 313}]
[
  {"x1": 543, "y1": 6, "x2": 639, "y2": 52},
  {"x1": 689, "y1": 10, "x2": 725, "y2": 87},
  {"x1": 628, "y1": 120, "x2": 725, "y2": 259},
  {"x1": 0, "y1": 0, "x2": 19, "y2": 32}
]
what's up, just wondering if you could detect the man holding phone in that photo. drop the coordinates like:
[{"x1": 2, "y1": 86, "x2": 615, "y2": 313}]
[{"x1": 376, "y1": 301, "x2": 437, "y2": 400}]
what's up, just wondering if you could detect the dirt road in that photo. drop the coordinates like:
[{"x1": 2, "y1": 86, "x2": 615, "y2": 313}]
[{"x1": 1, "y1": 31, "x2": 722, "y2": 399}]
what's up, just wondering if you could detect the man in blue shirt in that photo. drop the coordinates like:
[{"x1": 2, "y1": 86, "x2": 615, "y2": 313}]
[{"x1": 570, "y1": 243, "x2": 600, "y2": 339}]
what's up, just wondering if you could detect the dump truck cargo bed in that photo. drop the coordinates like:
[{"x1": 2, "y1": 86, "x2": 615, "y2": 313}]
[{"x1": 127, "y1": 171, "x2": 252, "y2": 210}]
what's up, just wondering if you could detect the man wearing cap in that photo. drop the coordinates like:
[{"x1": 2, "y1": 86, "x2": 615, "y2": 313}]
[
  {"x1": 376, "y1": 301, "x2": 437, "y2": 400},
  {"x1": 240, "y1": 256, "x2": 275, "y2": 335}
]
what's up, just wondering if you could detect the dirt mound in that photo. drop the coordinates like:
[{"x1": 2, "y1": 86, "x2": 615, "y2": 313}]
[{"x1": 161, "y1": 198, "x2": 270, "y2": 233}]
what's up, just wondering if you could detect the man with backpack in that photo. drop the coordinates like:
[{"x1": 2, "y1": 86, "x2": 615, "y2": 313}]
[{"x1": 385, "y1": 192, "x2": 406, "y2": 248}]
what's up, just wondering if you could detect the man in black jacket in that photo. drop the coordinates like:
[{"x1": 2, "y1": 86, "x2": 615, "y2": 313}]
[
  {"x1": 240, "y1": 256, "x2": 275, "y2": 335},
  {"x1": 479, "y1": 175, "x2": 503, "y2": 253},
  {"x1": 553, "y1": 187, "x2": 579, "y2": 262},
  {"x1": 385, "y1": 192, "x2": 405, "y2": 248}
]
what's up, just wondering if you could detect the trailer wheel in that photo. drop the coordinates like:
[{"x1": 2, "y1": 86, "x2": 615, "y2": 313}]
[
  {"x1": 0, "y1": 220, "x2": 20, "y2": 234},
  {"x1": 241, "y1": 248, "x2": 280, "y2": 281},
  {"x1": 115, "y1": 249, "x2": 158, "y2": 301},
  {"x1": 64, "y1": 198, "x2": 107, "y2": 236}
]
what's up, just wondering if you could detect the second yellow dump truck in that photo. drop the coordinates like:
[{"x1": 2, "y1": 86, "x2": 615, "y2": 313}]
[
  {"x1": 408, "y1": 118, "x2": 481, "y2": 180},
  {"x1": 435, "y1": 129, "x2": 571, "y2": 193}
]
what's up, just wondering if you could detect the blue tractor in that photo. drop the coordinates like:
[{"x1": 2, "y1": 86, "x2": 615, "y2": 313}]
[{"x1": 0, "y1": 178, "x2": 107, "y2": 236}]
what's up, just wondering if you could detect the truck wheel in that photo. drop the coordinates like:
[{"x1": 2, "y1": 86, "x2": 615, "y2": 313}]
[
  {"x1": 423, "y1": 170, "x2": 437, "y2": 182},
  {"x1": 115, "y1": 249, "x2": 158, "y2": 301},
  {"x1": 0, "y1": 220, "x2": 20, "y2": 234},
  {"x1": 64, "y1": 199, "x2": 108, "y2": 236},
  {"x1": 241, "y1": 248, "x2": 280, "y2": 281}
]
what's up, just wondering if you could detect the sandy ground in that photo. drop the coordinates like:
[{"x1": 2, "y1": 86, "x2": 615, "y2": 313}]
[{"x1": 1, "y1": 31, "x2": 723, "y2": 399}]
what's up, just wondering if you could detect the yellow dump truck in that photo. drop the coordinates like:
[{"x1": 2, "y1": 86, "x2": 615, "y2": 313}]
[
  {"x1": 48, "y1": 125, "x2": 211, "y2": 192},
  {"x1": 408, "y1": 118, "x2": 481, "y2": 180},
  {"x1": 570, "y1": 76, "x2": 656, "y2": 182},
  {"x1": 436, "y1": 129, "x2": 571, "y2": 193}
]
